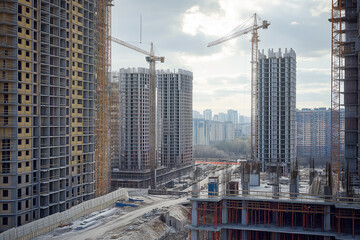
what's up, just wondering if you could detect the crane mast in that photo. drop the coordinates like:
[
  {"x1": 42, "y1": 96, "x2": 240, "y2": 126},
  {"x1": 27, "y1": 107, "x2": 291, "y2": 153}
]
[
  {"x1": 111, "y1": 37, "x2": 165, "y2": 189},
  {"x1": 207, "y1": 14, "x2": 269, "y2": 163},
  {"x1": 251, "y1": 14, "x2": 259, "y2": 163}
]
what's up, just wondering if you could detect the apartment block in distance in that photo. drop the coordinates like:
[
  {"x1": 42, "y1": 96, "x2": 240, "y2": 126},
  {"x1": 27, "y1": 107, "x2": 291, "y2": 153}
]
[
  {"x1": 0, "y1": 0, "x2": 96, "y2": 231},
  {"x1": 257, "y1": 48, "x2": 296, "y2": 173},
  {"x1": 157, "y1": 69, "x2": 193, "y2": 169},
  {"x1": 296, "y1": 108, "x2": 331, "y2": 159}
]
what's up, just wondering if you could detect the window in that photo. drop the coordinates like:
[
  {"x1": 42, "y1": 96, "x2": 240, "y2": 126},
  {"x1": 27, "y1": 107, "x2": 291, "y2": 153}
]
[
  {"x1": 26, "y1": 151, "x2": 29, "y2": 156},
  {"x1": 26, "y1": 162, "x2": 29, "y2": 167},
  {"x1": 18, "y1": 27, "x2": 22, "y2": 33},
  {"x1": 25, "y1": 128, "x2": 29, "y2": 133},
  {"x1": 18, "y1": 117, "x2": 21, "y2": 123},
  {"x1": 18, "y1": 5, "x2": 22, "y2": 14},
  {"x1": 26, "y1": 30, "x2": 29, "y2": 35},
  {"x1": 26, "y1": 52, "x2": 29, "y2": 57},
  {"x1": 26, "y1": 106, "x2": 29, "y2": 111},
  {"x1": 18, "y1": 176, "x2": 21, "y2": 184},
  {"x1": 3, "y1": 190, "x2": 8, "y2": 197},
  {"x1": 26, "y1": 117, "x2": 29, "y2": 122},
  {"x1": 26, "y1": 7, "x2": 29, "y2": 13},
  {"x1": 26, "y1": 41, "x2": 30, "y2": 46},
  {"x1": 18, "y1": 16, "x2": 22, "y2": 21},
  {"x1": 26, "y1": 18, "x2": 29, "y2": 24},
  {"x1": 18, "y1": 83, "x2": 21, "y2": 89},
  {"x1": 25, "y1": 95, "x2": 29, "y2": 101},
  {"x1": 3, "y1": 204, "x2": 8, "y2": 211},
  {"x1": 26, "y1": 139, "x2": 29, "y2": 144},
  {"x1": 26, "y1": 84, "x2": 29, "y2": 90},
  {"x1": 18, "y1": 151, "x2": 22, "y2": 157},
  {"x1": 18, "y1": 139, "x2": 21, "y2": 145},
  {"x1": 3, "y1": 177, "x2": 8, "y2": 184},
  {"x1": 18, "y1": 163, "x2": 21, "y2": 168},
  {"x1": 3, "y1": 217, "x2": 8, "y2": 225},
  {"x1": 18, "y1": 128, "x2": 21, "y2": 134}
]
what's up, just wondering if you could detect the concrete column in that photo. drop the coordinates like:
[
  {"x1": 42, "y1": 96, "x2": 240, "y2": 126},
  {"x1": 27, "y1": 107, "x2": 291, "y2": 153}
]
[
  {"x1": 191, "y1": 230, "x2": 198, "y2": 240},
  {"x1": 242, "y1": 201, "x2": 248, "y2": 225},
  {"x1": 191, "y1": 201, "x2": 198, "y2": 226},
  {"x1": 272, "y1": 211, "x2": 277, "y2": 225},
  {"x1": 222, "y1": 200, "x2": 227, "y2": 224},
  {"x1": 190, "y1": 201, "x2": 199, "y2": 240},
  {"x1": 324, "y1": 206, "x2": 331, "y2": 231},
  {"x1": 222, "y1": 229, "x2": 228, "y2": 239}
]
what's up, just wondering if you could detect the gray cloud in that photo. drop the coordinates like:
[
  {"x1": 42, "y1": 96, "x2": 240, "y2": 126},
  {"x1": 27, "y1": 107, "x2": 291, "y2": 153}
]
[{"x1": 112, "y1": 0, "x2": 333, "y2": 115}]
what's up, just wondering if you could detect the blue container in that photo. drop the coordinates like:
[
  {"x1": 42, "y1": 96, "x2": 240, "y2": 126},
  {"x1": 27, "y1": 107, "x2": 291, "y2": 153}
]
[
  {"x1": 115, "y1": 202, "x2": 137, "y2": 207},
  {"x1": 208, "y1": 182, "x2": 218, "y2": 196}
]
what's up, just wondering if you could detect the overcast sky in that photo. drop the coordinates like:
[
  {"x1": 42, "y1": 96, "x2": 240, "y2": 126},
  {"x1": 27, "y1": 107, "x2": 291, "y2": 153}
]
[{"x1": 111, "y1": 0, "x2": 331, "y2": 116}]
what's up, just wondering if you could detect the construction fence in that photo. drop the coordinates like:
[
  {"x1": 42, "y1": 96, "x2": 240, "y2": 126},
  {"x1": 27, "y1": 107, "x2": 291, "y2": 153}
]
[{"x1": 0, "y1": 188, "x2": 128, "y2": 240}]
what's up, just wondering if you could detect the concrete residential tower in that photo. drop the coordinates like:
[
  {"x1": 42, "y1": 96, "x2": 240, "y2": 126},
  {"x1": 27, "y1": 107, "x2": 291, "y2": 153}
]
[
  {"x1": 0, "y1": 0, "x2": 96, "y2": 231},
  {"x1": 257, "y1": 48, "x2": 296, "y2": 173},
  {"x1": 111, "y1": 68, "x2": 193, "y2": 188},
  {"x1": 157, "y1": 69, "x2": 193, "y2": 169}
]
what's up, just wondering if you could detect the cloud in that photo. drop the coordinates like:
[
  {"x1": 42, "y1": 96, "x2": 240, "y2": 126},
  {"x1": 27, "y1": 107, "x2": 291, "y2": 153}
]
[
  {"x1": 112, "y1": 0, "x2": 333, "y2": 115},
  {"x1": 310, "y1": 0, "x2": 330, "y2": 17}
]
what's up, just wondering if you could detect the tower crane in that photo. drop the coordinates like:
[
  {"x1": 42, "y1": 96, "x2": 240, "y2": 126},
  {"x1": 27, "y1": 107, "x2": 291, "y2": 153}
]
[
  {"x1": 111, "y1": 36, "x2": 165, "y2": 189},
  {"x1": 207, "y1": 14, "x2": 269, "y2": 163}
]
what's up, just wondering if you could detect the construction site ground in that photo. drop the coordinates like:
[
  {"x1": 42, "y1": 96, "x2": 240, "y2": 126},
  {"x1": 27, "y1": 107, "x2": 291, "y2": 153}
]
[
  {"x1": 34, "y1": 195, "x2": 188, "y2": 240},
  {"x1": 33, "y1": 164, "x2": 227, "y2": 240}
]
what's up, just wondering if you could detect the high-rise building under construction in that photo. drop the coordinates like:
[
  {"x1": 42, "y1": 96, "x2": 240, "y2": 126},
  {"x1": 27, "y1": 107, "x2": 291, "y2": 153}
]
[
  {"x1": 111, "y1": 68, "x2": 193, "y2": 188},
  {"x1": 257, "y1": 48, "x2": 296, "y2": 173},
  {"x1": 340, "y1": 1, "x2": 359, "y2": 176},
  {"x1": 157, "y1": 69, "x2": 193, "y2": 169},
  {"x1": 0, "y1": 0, "x2": 96, "y2": 231}
]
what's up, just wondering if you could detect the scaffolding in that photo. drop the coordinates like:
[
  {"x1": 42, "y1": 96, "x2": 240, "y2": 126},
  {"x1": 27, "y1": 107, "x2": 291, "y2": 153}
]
[
  {"x1": 189, "y1": 198, "x2": 360, "y2": 240},
  {"x1": 95, "y1": 0, "x2": 112, "y2": 196}
]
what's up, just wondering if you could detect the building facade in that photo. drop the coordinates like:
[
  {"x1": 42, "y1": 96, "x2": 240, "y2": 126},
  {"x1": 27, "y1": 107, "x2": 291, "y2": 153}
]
[
  {"x1": 111, "y1": 68, "x2": 193, "y2": 189},
  {"x1": 109, "y1": 75, "x2": 120, "y2": 170},
  {"x1": 341, "y1": 1, "x2": 359, "y2": 176},
  {"x1": 296, "y1": 108, "x2": 331, "y2": 159},
  {"x1": 193, "y1": 119, "x2": 210, "y2": 145},
  {"x1": 157, "y1": 69, "x2": 193, "y2": 169},
  {"x1": 227, "y1": 109, "x2": 238, "y2": 124},
  {"x1": 118, "y1": 68, "x2": 150, "y2": 171},
  {"x1": 257, "y1": 48, "x2": 296, "y2": 173},
  {"x1": 203, "y1": 109, "x2": 212, "y2": 121},
  {"x1": 0, "y1": 0, "x2": 96, "y2": 231}
]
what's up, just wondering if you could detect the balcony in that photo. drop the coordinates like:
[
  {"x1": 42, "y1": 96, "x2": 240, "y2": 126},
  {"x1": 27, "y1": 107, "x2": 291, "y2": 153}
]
[
  {"x1": 0, "y1": 15, "x2": 16, "y2": 25},
  {"x1": 0, "y1": 4, "x2": 16, "y2": 14}
]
